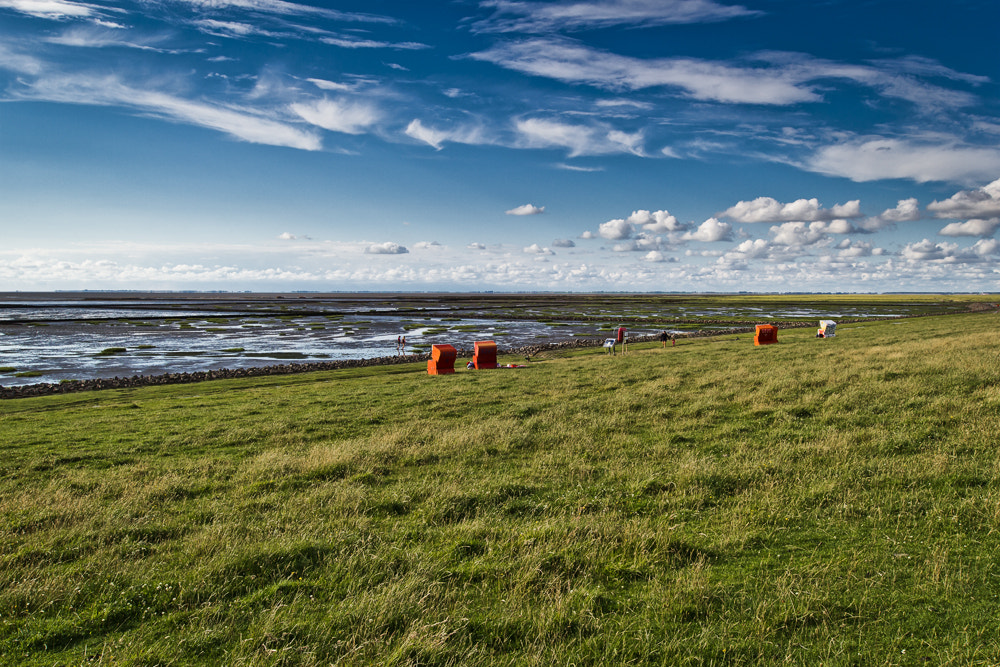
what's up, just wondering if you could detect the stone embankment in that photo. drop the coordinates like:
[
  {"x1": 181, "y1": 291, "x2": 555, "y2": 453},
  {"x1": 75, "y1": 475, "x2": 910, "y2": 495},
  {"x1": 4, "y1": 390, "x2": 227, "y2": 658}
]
[{"x1": 0, "y1": 322, "x2": 822, "y2": 400}]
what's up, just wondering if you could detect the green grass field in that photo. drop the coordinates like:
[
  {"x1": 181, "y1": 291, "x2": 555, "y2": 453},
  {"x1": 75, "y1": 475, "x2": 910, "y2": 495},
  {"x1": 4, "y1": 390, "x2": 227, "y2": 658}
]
[{"x1": 2, "y1": 310, "x2": 1000, "y2": 665}]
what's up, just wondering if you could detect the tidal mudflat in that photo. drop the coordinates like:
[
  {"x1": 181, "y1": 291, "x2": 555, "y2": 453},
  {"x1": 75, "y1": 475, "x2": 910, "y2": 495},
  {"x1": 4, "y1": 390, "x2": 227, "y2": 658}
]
[{"x1": 0, "y1": 292, "x2": 975, "y2": 386}]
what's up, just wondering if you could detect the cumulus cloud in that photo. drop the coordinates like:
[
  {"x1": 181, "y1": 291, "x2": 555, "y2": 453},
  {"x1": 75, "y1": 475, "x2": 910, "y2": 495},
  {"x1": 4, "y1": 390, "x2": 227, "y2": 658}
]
[
  {"x1": 972, "y1": 239, "x2": 1000, "y2": 256},
  {"x1": 626, "y1": 209, "x2": 686, "y2": 232},
  {"x1": 927, "y1": 178, "x2": 1000, "y2": 219},
  {"x1": 599, "y1": 218, "x2": 634, "y2": 240},
  {"x1": 467, "y1": 242, "x2": 486, "y2": 250},
  {"x1": 901, "y1": 239, "x2": 959, "y2": 261},
  {"x1": 768, "y1": 221, "x2": 830, "y2": 246},
  {"x1": 364, "y1": 242, "x2": 408, "y2": 255},
  {"x1": 579, "y1": 231, "x2": 596, "y2": 239},
  {"x1": 837, "y1": 240, "x2": 875, "y2": 258},
  {"x1": 291, "y1": 98, "x2": 380, "y2": 135},
  {"x1": 523, "y1": 243, "x2": 555, "y2": 255},
  {"x1": 808, "y1": 138, "x2": 1000, "y2": 184},
  {"x1": 729, "y1": 239, "x2": 771, "y2": 259},
  {"x1": 552, "y1": 238, "x2": 576, "y2": 248},
  {"x1": 938, "y1": 218, "x2": 1000, "y2": 238},
  {"x1": 849, "y1": 198, "x2": 922, "y2": 234},
  {"x1": 506, "y1": 204, "x2": 545, "y2": 215},
  {"x1": 598, "y1": 209, "x2": 687, "y2": 240},
  {"x1": 723, "y1": 196, "x2": 862, "y2": 223},
  {"x1": 413, "y1": 241, "x2": 444, "y2": 250},
  {"x1": 682, "y1": 217, "x2": 733, "y2": 242},
  {"x1": 612, "y1": 237, "x2": 663, "y2": 253}
]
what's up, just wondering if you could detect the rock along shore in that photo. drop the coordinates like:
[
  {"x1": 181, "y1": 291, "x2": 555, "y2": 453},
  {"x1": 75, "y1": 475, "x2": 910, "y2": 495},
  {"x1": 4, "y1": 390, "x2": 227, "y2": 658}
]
[{"x1": 0, "y1": 322, "x2": 836, "y2": 400}]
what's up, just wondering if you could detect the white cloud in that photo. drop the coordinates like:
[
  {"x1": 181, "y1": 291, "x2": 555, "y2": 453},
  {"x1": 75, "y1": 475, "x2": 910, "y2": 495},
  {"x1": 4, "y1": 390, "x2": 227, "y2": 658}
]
[
  {"x1": 598, "y1": 209, "x2": 688, "y2": 240},
  {"x1": 320, "y1": 36, "x2": 429, "y2": 50},
  {"x1": 471, "y1": 39, "x2": 821, "y2": 105},
  {"x1": 46, "y1": 27, "x2": 176, "y2": 51},
  {"x1": 551, "y1": 238, "x2": 575, "y2": 248},
  {"x1": 627, "y1": 209, "x2": 686, "y2": 232},
  {"x1": 927, "y1": 178, "x2": 1000, "y2": 219},
  {"x1": 405, "y1": 119, "x2": 487, "y2": 150},
  {"x1": 723, "y1": 196, "x2": 862, "y2": 223},
  {"x1": 557, "y1": 163, "x2": 604, "y2": 172},
  {"x1": 598, "y1": 218, "x2": 634, "y2": 240},
  {"x1": 474, "y1": 0, "x2": 760, "y2": 32},
  {"x1": 579, "y1": 231, "x2": 596, "y2": 239},
  {"x1": 837, "y1": 240, "x2": 874, "y2": 258},
  {"x1": 0, "y1": 42, "x2": 43, "y2": 75},
  {"x1": 849, "y1": 198, "x2": 922, "y2": 234},
  {"x1": 306, "y1": 78, "x2": 352, "y2": 92},
  {"x1": 824, "y1": 219, "x2": 856, "y2": 234},
  {"x1": 169, "y1": 0, "x2": 395, "y2": 23},
  {"x1": 291, "y1": 98, "x2": 380, "y2": 135},
  {"x1": 938, "y1": 218, "x2": 1000, "y2": 238},
  {"x1": 613, "y1": 237, "x2": 662, "y2": 252},
  {"x1": 808, "y1": 138, "x2": 1000, "y2": 185},
  {"x1": 364, "y1": 242, "x2": 408, "y2": 255},
  {"x1": 899, "y1": 238, "x2": 979, "y2": 262},
  {"x1": 506, "y1": 204, "x2": 545, "y2": 215},
  {"x1": 972, "y1": 239, "x2": 1000, "y2": 256},
  {"x1": 524, "y1": 243, "x2": 555, "y2": 255},
  {"x1": 0, "y1": 0, "x2": 94, "y2": 19},
  {"x1": 768, "y1": 221, "x2": 829, "y2": 246},
  {"x1": 515, "y1": 117, "x2": 645, "y2": 157},
  {"x1": 413, "y1": 241, "x2": 444, "y2": 250},
  {"x1": 729, "y1": 238, "x2": 771, "y2": 258},
  {"x1": 644, "y1": 251, "x2": 666, "y2": 262},
  {"x1": 467, "y1": 242, "x2": 486, "y2": 250},
  {"x1": 193, "y1": 19, "x2": 278, "y2": 38},
  {"x1": 877, "y1": 198, "x2": 921, "y2": 223},
  {"x1": 11, "y1": 70, "x2": 322, "y2": 150},
  {"x1": 682, "y1": 217, "x2": 733, "y2": 242}
]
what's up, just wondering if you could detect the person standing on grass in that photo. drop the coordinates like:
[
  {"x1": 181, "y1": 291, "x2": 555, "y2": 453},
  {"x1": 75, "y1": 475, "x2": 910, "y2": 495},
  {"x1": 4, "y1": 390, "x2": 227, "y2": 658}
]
[
  {"x1": 672, "y1": 334, "x2": 677, "y2": 347},
  {"x1": 659, "y1": 330, "x2": 669, "y2": 348}
]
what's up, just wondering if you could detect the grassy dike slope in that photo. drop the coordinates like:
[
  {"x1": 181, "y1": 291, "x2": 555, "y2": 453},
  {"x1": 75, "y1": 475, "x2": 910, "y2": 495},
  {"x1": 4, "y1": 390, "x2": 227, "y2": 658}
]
[{"x1": 2, "y1": 312, "x2": 1000, "y2": 666}]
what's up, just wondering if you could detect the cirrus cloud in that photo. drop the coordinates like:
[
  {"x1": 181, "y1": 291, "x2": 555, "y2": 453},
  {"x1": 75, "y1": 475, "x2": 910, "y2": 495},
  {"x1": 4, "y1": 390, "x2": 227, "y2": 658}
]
[
  {"x1": 808, "y1": 138, "x2": 1000, "y2": 185},
  {"x1": 291, "y1": 98, "x2": 381, "y2": 135}
]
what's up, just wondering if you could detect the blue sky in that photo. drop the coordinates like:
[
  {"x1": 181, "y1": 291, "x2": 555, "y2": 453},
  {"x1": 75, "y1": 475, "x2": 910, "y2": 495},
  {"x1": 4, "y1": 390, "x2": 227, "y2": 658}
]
[{"x1": 2, "y1": 0, "x2": 999, "y2": 292}]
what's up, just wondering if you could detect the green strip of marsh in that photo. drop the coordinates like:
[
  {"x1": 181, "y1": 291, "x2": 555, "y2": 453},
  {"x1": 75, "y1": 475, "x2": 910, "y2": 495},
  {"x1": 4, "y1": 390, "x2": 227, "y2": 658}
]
[{"x1": 2, "y1": 312, "x2": 1000, "y2": 665}]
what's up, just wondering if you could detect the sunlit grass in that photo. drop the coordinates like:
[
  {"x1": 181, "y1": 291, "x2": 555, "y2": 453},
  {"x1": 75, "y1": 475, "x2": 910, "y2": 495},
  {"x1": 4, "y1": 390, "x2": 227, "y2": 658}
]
[{"x1": 2, "y1": 312, "x2": 1000, "y2": 664}]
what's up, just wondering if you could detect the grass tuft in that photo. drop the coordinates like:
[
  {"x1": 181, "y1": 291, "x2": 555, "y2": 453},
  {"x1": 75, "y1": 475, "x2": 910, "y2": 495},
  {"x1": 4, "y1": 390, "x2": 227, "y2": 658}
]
[{"x1": 3, "y1": 310, "x2": 1000, "y2": 664}]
